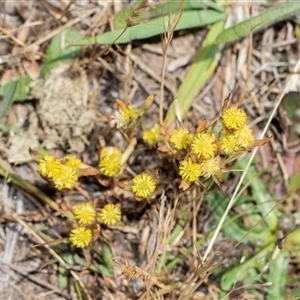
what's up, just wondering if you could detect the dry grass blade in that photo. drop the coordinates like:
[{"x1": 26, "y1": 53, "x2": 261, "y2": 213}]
[
  {"x1": 12, "y1": 213, "x2": 92, "y2": 300},
  {"x1": 159, "y1": 0, "x2": 184, "y2": 124}
]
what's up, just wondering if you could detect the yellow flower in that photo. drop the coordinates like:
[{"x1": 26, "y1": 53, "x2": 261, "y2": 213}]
[
  {"x1": 64, "y1": 155, "x2": 82, "y2": 169},
  {"x1": 179, "y1": 158, "x2": 202, "y2": 183},
  {"x1": 52, "y1": 164, "x2": 79, "y2": 190},
  {"x1": 99, "y1": 156, "x2": 121, "y2": 177},
  {"x1": 99, "y1": 147, "x2": 122, "y2": 177},
  {"x1": 112, "y1": 104, "x2": 140, "y2": 128},
  {"x1": 234, "y1": 125, "x2": 255, "y2": 148},
  {"x1": 131, "y1": 173, "x2": 156, "y2": 199},
  {"x1": 69, "y1": 226, "x2": 92, "y2": 248},
  {"x1": 191, "y1": 132, "x2": 217, "y2": 160},
  {"x1": 170, "y1": 128, "x2": 193, "y2": 150},
  {"x1": 122, "y1": 105, "x2": 140, "y2": 124},
  {"x1": 221, "y1": 107, "x2": 247, "y2": 130},
  {"x1": 220, "y1": 134, "x2": 239, "y2": 155},
  {"x1": 73, "y1": 203, "x2": 96, "y2": 225},
  {"x1": 98, "y1": 204, "x2": 121, "y2": 226},
  {"x1": 100, "y1": 147, "x2": 121, "y2": 160},
  {"x1": 142, "y1": 124, "x2": 162, "y2": 146},
  {"x1": 38, "y1": 155, "x2": 62, "y2": 178},
  {"x1": 200, "y1": 157, "x2": 222, "y2": 179}
]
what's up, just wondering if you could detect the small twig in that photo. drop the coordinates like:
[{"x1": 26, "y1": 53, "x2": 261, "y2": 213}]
[
  {"x1": 1, "y1": 262, "x2": 72, "y2": 300},
  {"x1": 31, "y1": 8, "x2": 98, "y2": 47},
  {"x1": 12, "y1": 213, "x2": 92, "y2": 300}
]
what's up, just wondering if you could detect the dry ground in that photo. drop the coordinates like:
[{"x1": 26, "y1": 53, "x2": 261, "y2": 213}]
[{"x1": 0, "y1": 1, "x2": 300, "y2": 300}]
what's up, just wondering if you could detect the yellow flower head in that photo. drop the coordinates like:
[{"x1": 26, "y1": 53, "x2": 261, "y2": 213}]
[
  {"x1": 179, "y1": 157, "x2": 202, "y2": 183},
  {"x1": 98, "y1": 204, "x2": 121, "y2": 226},
  {"x1": 170, "y1": 128, "x2": 193, "y2": 150},
  {"x1": 38, "y1": 155, "x2": 62, "y2": 178},
  {"x1": 122, "y1": 105, "x2": 140, "y2": 124},
  {"x1": 142, "y1": 124, "x2": 162, "y2": 146},
  {"x1": 131, "y1": 173, "x2": 156, "y2": 199},
  {"x1": 100, "y1": 147, "x2": 122, "y2": 160},
  {"x1": 200, "y1": 157, "x2": 221, "y2": 179},
  {"x1": 99, "y1": 156, "x2": 121, "y2": 177},
  {"x1": 234, "y1": 125, "x2": 255, "y2": 148},
  {"x1": 69, "y1": 226, "x2": 92, "y2": 248},
  {"x1": 64, "y1": 155, "x2": 82, "y2": 169},
  {"x1": 191, "y1": 132, "x2": 217, "y2": 160},
  {"x1": 99, "y1": 147, "x2": 122, "y2": 177},
  {"x1": 52, "y1": 164, "x2": 79, "y2": 190},
  {"x1": 220, "y1": 134, "x2": 239, "y2": 155},
  {"x1": 221, "y1": 107, "x2": 247, "y2": 130},
  {"x1": 73, "y1": 203, "x2": 96, "y2": 225},
  {"x1": 112, "y1": 104, "x2": 140, "y2": 128}
]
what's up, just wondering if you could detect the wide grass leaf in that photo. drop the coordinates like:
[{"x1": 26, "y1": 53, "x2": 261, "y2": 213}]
[
  {"x1": 164, "y1": 20, "x2": 224, "y2": 126},
  {"x1": 41, "y1": 27, "x2": 81, "y2": 76},
  {"x1": 235, "y1": 158, "x2": 279, "y2": 231},
  {"x1": 220, "y1": 241, "x2": 274, "y2": 291},
  {"x1": 265, "y1": 250, "x2": 289, "y2": 300},
  {"x1": 114, "y1": 0, "x2": 224, "y2": 29},
  {"x1": 77, "y1": 10, "x2": 225, "y2": 45},
  {"x1": 0, "y1": 80, "x2": 17, "y2": 119},
  {"x1": 215, "y1": 2, "x2": 300, "y2": 44},
  {"x1": 0, "y1": 77, "x2": 33, "y2": 104}
]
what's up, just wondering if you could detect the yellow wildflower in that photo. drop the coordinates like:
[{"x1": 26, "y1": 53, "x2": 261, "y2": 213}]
[
  {"x1": 234, "y1": 125, "x2": 255, "y2": 148},
  {"x1": 131, "y1": 173, "x2": 156, "y2": 199},
  {"x1": 142, "y1": 124, "x2": 162, "y2": 146},
  {"x1": 179, "y1": 158, "x2": 202, "y2": 183},
  {"x1": 52, "y1": 164, "x2": 79, "y2": 190},
  {"x1": 220, "y1": 134, "x2": 239, "y2": 155},
  {"x1": 122, "y1": 105, "x2": 140, "y2": 124},
  {"x1": 200, "y1": 157, "x2": 222, "y2": 179},
  {"x1": 221, "y1": 107, "x2": 247, "y2": 130},
  {"x1": 64, "y1": 155, "x2": 82, "y2": 169},
  {"x1": 73, "y1": 203, "x2": 96, "y2": 225},
  {"x1": 112, "y1": 104, "x2": 140, "y2": 128},
  {"x1": 191, "y1": 132, "x2": 217, "y2": 160},
  {"x1": 38, "y1": 155, "x2": 62, "y2": 178},
  {"x1": 170, "y1": 128, "x2": 193, "y2": 150},
  {"x1": 99, "y1": 156, "x2": 121, "y2": 177},
  {"x1": 100, "y1": 147, "x2": 122, "y2": 160},
  {"x1": 69, "y1": 226, "x2": 92, "y2": 248},
  {"x1": 99, "y1": 147, "x2": 122, "y2": 177},
  {"x1": 98, "y1": 204, "x2": 121, "y2": 226}
]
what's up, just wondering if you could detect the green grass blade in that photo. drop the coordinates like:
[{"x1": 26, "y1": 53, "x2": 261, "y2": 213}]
[
  {"x1": 0, "y1": 163, "x2": 74, "y2": 219},
  {"x1": 236, "y1": 159, "x2": 279, "y2": 231},
  {"x1": 266, "y1": 250, "x2": 289, "y2": 300},
  {"x1": 0, "y1": 77, "x2": 33, "y2": 103},
  {"x1": 215, "y1": 2, "x2": 300, "y2": 44},
  {"x1": 0, "y1": 80, "x2": 17, "y2": 119},
  {"x1": 77, "y1": 10, "x2": 225, "y2": 45},
  {"x1": 115, "y1": 0, "x2": 224, "y2": 29},
  {"x1": 163, "y1": 20, "x2": 224, "y2": 127},
  {"x1": 220, "y1": 241, "x2": 274, "y2": 291},
  {"x1": 41, "y1": 27, "x2": 81, "y2": 76}
]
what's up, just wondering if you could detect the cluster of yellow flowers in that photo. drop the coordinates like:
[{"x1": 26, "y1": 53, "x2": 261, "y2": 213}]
[
  {"x1": 38, "y1": 154, "x2": 82, "y2": 190},
  {"x1": 165, "y1": 106, "x2": 260, "y2": 189},
  {"x1": 33, "y1": 96, "x2": 270, "y2": 250},
  {"x1": 69, "y1": 203, "x2": 121, "y2": 248}
]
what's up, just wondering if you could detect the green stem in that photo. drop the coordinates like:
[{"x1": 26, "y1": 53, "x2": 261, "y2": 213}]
[{"x1": 0, "y1": 163, "x2": 74, "y2": 219}]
